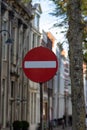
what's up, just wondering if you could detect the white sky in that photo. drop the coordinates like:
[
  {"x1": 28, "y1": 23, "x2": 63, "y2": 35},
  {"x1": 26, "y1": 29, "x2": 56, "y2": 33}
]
[
  {"x1": 32, "y1": 0, "x2": 69, "y2": 51},
  {"x1": 32, "y1": 0, "x2": 57, "y2": 31}
]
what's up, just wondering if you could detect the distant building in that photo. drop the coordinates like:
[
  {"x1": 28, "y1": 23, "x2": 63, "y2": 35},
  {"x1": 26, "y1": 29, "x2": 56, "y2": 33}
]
[
  {"x1": 52, "y1": 40, "x2": 72, "y2": 123},
  {"x1": 41, "y1": 30, "x2": 53, "y2": 125}
]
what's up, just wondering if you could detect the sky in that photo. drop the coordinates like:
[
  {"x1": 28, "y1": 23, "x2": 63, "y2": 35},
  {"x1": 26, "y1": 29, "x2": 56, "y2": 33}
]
[{"x1": 32, "y1": 0, "x2": 68, "y2": 52}]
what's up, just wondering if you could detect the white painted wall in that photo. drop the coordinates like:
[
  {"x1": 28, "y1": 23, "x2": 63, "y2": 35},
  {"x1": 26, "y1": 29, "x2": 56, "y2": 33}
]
[{"x1": 52, "y1": 43, "x2": 72, "y2": 120}]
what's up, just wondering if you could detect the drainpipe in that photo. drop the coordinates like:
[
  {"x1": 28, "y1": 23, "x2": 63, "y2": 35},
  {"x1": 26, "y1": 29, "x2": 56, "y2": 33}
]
[{"x1": 57, "y1": 51, "x2": 61, "y2": 119}]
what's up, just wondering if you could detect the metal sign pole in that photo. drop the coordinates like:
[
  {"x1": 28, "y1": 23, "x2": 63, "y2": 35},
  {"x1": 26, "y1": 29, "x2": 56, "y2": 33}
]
[{"x1": 40, "y1": 83, "x2": 43, "y2": 130}]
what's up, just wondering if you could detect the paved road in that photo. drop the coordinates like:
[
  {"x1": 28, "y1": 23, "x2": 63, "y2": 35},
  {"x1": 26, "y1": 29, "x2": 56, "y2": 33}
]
[
  {"x1": 53, "y1": 126, "x2": 72, "y2": 130},
  {"x1": 53, "y1": 126, "x2": 87, "y2": 130}
]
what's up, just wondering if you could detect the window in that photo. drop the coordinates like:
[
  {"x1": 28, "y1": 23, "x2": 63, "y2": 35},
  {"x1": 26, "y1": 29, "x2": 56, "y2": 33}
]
[
  {"x1": 34, "y1": 94, "x2": 36, "y2": 123},
  {"x1": 32, "y1": 33, "x2": 35, "y2": 48},
  {"x1": 11, "y1": 27, "x2": 16, "y2": 65},
  {"x1": 24, "y1": 31, "x2": 27, "y2": 55},
  {"x1": 34, "y1": 14, "x2": 39, "y2": 29},
  {"x1": 26, "y1": 35, "x2": 29, "y2": 51},
  {"x1": 37, "y1": 36, "x2": 40, "y2": 46},
  {"x1": 30, "y1": 92, "x2": 36, "y2": 124},
  {"x1": 2, "y1": 20, "x2": 8, "y2": 60},
  {"x1": 18, "y1": 26, "x2": 23, "y2": 67},
  {"x1": 2, "y1": 79, "x2": 5, "y2": 126},
  {"x1": 11, "y1": 81, "x2": 15, "y2": 98},
  {"x1": 31, "y1": 93, "x2": 33, "y2": 124}
]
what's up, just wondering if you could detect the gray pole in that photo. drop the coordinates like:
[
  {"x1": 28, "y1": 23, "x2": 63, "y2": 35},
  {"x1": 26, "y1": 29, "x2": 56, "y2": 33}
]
[
  {"x1": 40, "y1": 83, "x2": 43, "y2": 130},
  {"x1": 0, "y1": 0, "x2": 2, "y2": 125},
  {"x1": 48, "y1": 88, "x2": 50, "y2": 130}
]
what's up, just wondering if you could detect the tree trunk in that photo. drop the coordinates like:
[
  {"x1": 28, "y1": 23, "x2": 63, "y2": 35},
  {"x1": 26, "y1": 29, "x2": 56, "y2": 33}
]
[
  {"x1": 0, "y1": 0, "x2": 2, "y2": 125},
  {"x1": 67, "y1": 0, "x2": 86, "y2": 130}
]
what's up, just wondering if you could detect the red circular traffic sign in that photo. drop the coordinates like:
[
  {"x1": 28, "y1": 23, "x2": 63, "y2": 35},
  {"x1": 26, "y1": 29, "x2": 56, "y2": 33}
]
[{"x1": 22, "y1": 46, "x2": 58, "y2": 83}]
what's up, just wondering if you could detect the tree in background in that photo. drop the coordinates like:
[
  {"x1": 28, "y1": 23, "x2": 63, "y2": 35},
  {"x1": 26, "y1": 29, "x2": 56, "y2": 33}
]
[
  {"x1": 50, "y1": 0, "x2": 86, "y2": 130},
  {"x1": 21, "y1": 0, "x2": 31, "y2": 3},
  {"x1": 67, "y1": 0, "x2": 85, "y2": 130}
]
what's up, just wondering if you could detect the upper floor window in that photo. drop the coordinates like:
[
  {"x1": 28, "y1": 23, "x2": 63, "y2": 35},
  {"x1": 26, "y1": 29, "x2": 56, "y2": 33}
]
[
  {"x1": 37, "y1": 36, "x2": 40, "y2": 46},
  {"x1": 11, "y1": 81, "x2": 15, "y2": 98},
  {"x1": 32, "y1": 33, "x2": 35, "y2": 48},
  {"x1": 34, "y1": 14, "x2": 39, "y2": 29},
  {"x1": 2, "y1": 20, "x2": 8, "y2": 60}
]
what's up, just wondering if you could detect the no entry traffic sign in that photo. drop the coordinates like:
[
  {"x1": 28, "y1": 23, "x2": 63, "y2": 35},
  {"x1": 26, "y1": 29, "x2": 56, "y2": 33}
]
[{"x1": 22, "y1": 46, "x2": 58, "y2": 83}]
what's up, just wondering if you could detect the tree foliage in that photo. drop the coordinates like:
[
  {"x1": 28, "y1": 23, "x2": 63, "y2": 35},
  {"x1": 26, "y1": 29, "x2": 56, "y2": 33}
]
[
  {"x1": 50, "y1": 0, "x2": 86, "y2": 130},
  {"x1": 50, "y1": 0, "x2": 87, "y2": 64},
  {"x1": 21, "y1": 0, "x2": 31, "y2": 3},
  {"x1": 50, "y1": 0, "x2": 87, "y2": 37},
  {"x1": 50, "y1": 0, "x2": 87, "y2": 16}
]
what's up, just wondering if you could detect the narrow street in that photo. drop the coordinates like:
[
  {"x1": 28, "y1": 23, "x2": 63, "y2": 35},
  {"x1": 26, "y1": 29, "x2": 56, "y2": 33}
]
[{"x1": 0, "y1": 1, "x2": 87, "y2": 130}]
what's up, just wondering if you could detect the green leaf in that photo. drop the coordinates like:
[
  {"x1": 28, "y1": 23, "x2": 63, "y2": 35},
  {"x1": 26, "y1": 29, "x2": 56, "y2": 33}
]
[{"x1": 21, "y1": 0, "x2": 31, "y2": 3}]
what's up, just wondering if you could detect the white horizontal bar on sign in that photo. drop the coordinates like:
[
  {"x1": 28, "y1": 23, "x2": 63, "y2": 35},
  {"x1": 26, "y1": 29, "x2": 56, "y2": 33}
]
[{"x1": 24, "y1": 61, "x2": 56, "y2": 68}]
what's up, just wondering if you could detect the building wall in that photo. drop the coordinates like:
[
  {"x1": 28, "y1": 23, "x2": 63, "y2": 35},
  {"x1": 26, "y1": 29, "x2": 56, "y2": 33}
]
[
  {"x1": 41, "y1": 30, "x2": 54, "y2": 127},
  {"x1": 52, "y1": 41, "x2": 72, "y2": 122},
  {"x1": 28, "y1": 3, "x2": 42, "y2": 130},
  {"x1": 0, "y1": 1, "x2": 42, "y2": 130}
]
